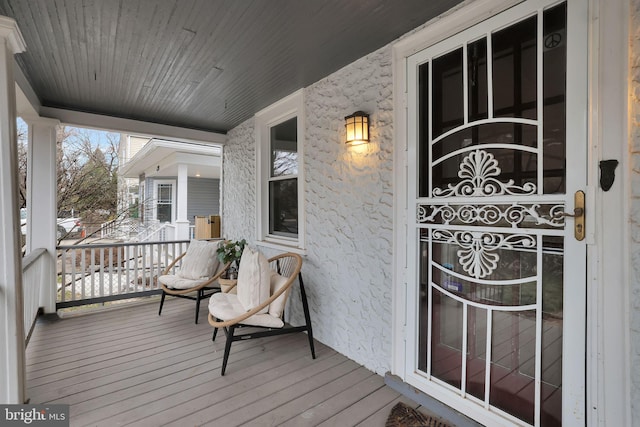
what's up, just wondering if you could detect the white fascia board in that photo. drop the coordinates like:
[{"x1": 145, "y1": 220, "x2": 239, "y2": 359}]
[
  {"x1": 14, "y1": 66, "x2": 40, "y2": 118},
  {"x1": 174, "y1": 152, "x2": 221, "y2": 168},
  {"x1": 120, "y1": 139, "x2": 220, "y2": 178},
  {"x1": 39, "y1": 106, "x2": 227, "y2": 145}
]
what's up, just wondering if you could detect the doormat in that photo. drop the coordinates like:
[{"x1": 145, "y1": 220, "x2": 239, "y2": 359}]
[{"x1": 386, "y1": 402, "x2": 453, "y2": 427}]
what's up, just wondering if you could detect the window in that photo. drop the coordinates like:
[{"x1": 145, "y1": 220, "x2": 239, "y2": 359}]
[
  {"x1": 153, "y1": 180, "x2": 175, "y2": 223},
  {"x1": 256, "y1": 90, "x2": 304, "y2": 251}
]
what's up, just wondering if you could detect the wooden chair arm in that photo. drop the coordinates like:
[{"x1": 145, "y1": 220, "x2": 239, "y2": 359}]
[
  {"x1": 220, "y1": 279, "x2": 238, "y2": 293},
  {"x1": 161, "y1": 261, "x2": 232, "y2": 296},
  {"x1": 163, "y1": 251, "x2": 188, "y2": 275}
]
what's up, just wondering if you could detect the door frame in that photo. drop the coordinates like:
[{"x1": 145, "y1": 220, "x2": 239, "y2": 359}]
[{"x1": 391, "y1": 0, "x2": 630, "y2": 425}]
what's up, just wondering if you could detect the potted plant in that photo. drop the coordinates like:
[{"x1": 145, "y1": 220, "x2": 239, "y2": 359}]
[{"x1": 216, "y1": 239, "x2": 247, "y2": 280}]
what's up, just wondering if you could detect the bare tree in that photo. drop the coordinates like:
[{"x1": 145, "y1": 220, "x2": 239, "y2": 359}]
[
  {"x1": 18, "y1": 123, "x2": 121, "y2": 241},
  {"x1": 17, "y1": 120, "x2": 28, "y2": 209}
]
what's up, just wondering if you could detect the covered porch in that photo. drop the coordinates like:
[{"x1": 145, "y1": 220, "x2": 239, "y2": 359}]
[{"x1": 0, "y1": 0, "x2": 635, "y2": 426}]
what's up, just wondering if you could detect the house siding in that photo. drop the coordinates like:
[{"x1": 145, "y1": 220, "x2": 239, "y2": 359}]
[
  {"x1": 186, "y1": 177, "x2": 220, "y2": 222},
  {"x1": 630, "y1": 0, "x2": 640, "y2": 422},
  {"x1": 143, "y1": 177, "x2": 220, "y2": 224},
  {"x1": 223, "y1": 46, "x2": 394, "y2": 375}
]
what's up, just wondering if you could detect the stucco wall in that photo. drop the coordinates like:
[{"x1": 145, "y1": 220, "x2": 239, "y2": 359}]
[
  {"x1": 222, "y1": 46, "x2": 394, "y2": 375},
  {"x1": 221, "y1": 118, "x2": 256, "y2": 241},
  {"x1": 630, "y1": 0, "x2": 640, "y2": 421}
]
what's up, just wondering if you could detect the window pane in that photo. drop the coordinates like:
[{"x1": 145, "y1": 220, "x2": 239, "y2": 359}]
[
  {"x1": 468, "y1": 38, "x2": 488, "y2": 121},
  {"x1": 157, "y1": 184, "x2": 172, "y2": 203},
  {"x1": 492, "y1": 15, "x2": 537, "y2": 119},
  {"x1": 543, "y1": 2, "x2": 567, "y2": 195},
  {"x1": 432, "y1": 48, "x2": 464, "y2": 138},
  {"x1": 418, "y1": 62, "x2": 430, "y2": 197},
  {"x1": 270, "y1": 117, "x2": 298, "y2": 177},
  {"x1": 157, "y1": 204, "x2": 171, "y2": 222},
  {"x1": 269, "y1": 178, "x2": 298, "y2": 236}
]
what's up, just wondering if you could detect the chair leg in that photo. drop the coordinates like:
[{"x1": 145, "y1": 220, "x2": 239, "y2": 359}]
[
  {"x1": 158, "y1": 291, "x2": 166, "y2": 316},
  {"x1": 298, "y1": 273, "x2": 316, "y2": 359},
  {"x1": 212, "y1": 318, "x2": 220, "y2": 341},
  {"x1": 221, "y1": 325, "x2": 236, "y2": 376},
  {"x1": 195, "y1": 289, "x2": 202, "y2": 324}
]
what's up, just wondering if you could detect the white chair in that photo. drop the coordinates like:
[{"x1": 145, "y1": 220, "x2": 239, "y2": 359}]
[
  {"x1": 208, "y1": 250, "x2": 315, "y2": 375},
  {"x1": 158, "y1": 239, "x2": 229, "y2": 324}
]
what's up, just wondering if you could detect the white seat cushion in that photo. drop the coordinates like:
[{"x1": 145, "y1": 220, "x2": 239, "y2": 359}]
[
  {"x1": 178, "y1": 240, "x2": 220, "y2": 280},
  {"x1": 209, "y1": 292, "x2": 284, "y2": 328},
  {"x1": 158, "y1": 274, "x2": 210, "y2": 290},
  {"x1": 236, "y1": 247, "x2": 271, "y2": 314}
]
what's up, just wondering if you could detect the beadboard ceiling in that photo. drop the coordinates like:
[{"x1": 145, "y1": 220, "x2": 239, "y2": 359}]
[{"x1": 0, "y1": 0, "x2": 462, "y2": 134}]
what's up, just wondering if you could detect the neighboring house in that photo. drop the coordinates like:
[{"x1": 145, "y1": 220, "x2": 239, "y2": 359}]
[
  {"x1": 119, "y1": 138, "x2": 222, "y2": 240},
  {"x1": 2, "y1": 1, "x2": 639, "y2": 426},
  {"x1": 117, "y1": 134, "x2": 151, "y2": 218}
]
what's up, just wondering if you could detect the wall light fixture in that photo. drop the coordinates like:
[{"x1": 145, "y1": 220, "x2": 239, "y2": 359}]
[{"x1": 345, "y1": 111, "x2": 369, "y2": 145}]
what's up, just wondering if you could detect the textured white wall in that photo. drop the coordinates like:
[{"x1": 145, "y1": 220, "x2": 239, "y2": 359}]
[
  {"x1": 223, "y1": 46, "x2": 395, "y2": 375},
  {"x1": 221, "y1": 118, "x2": 256, "y2": 241},
  {"x1": 630, "y1": 0, "x2": 640, "y2": 422}
]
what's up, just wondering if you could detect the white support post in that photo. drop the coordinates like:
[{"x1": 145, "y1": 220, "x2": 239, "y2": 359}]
[
  {"x1": 0, "y1": 16, "x2": 27, "y2": 404},
  {"x1": 25, "y1": 116, "x2": 59, "y2": 313},
  {"x1": 175, "y1": 163, "x2": 190, "y2": 240}
]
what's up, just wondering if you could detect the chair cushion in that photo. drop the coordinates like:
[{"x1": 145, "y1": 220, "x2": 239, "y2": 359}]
[
  {"x1": 158, "y1": 274, "x2": 209, "y2": 290},
  {"x1": 209, "y1": 292, "x2": 284, "y2": 328},
  {"x1": 236, "y1": 247, "x2": 270, "y2": 314},
  {"x1": 268, "y1": 272, "x2": 289, "y2": 318},
  {"x1": 178, "y1": 240, "x2": 220, "y2": 280}
]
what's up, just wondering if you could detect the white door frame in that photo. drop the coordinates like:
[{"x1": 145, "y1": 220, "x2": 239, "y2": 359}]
[{"x1": 391, "y1": 0, "x2": 630, "y2": 425}]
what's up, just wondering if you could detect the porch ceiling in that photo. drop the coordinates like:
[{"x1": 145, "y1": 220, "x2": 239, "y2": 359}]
[{"x1": 0, "y1": 0, "x2": 462, "y2": 134}]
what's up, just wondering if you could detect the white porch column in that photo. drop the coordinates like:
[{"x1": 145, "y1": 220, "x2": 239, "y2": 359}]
[
  {"x1": 25, "y1": 116, "x2": 59, "y2": 313},
  {"x1": 0, "y1": 16, "x2": 27, "y2": 404},
  {"x1": 175, "y1": 163, "x2": 190, "y2": 239}
]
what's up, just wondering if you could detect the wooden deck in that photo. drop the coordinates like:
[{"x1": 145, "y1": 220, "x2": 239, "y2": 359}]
[{"x1": 25, "y1": 298, "x2": 450, "y2": 427}]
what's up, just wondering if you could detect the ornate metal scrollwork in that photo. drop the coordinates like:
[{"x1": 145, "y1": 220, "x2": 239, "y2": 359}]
[
  {"x1": 418, "y1": 203, "x2": 565, "y2": 228},
  {"x1": 432, "y1": 150, "x2": 537, "y2": 198},
  {"x1": 432, "y1": 229, "x2": 536, "y2": 279}
]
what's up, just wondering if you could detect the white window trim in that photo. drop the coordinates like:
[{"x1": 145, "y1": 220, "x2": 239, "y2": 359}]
[
  {"x1": 152, "y1": 179, "x2": 176, "y2": 223},
  {"x1": 255, "y1": 89, "x2": 305, "y2": 253}
]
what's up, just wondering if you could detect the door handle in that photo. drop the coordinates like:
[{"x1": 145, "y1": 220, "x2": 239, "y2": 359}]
[{"x1": 561, "y1": 190, "x2": 585, "y2": 241}]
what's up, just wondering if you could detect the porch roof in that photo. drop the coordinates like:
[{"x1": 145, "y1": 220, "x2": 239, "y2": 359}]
[
  {"x1": 0, "y1": 0, "x2": 463, "y2": 134},
  {"x1": 119, "y1": 138, "x2": 222, "y2": 179}
]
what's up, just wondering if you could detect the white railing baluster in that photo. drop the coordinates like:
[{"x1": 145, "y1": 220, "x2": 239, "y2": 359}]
[{"x1": 55, "y1": 239, "x2": 192, "y2": 307}]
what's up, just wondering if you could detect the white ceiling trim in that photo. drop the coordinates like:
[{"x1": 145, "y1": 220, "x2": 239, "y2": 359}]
[{"x1": 39, "y1": 106, "x2": 227, "y2": 145}]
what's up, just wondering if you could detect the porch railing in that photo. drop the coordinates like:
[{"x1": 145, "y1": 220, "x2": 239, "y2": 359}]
[
  {"x1": 56, "y1": 240, "x2": 189, "y2": 308},
  {"x1": 22, "y1": 248, "x2": 47, "y2": 340},
  {"x1": 137, "y1": 220, "x2": 169, "y2": 242},
  {"x1": 100, "y1": 218, "x2": 140, "y2": 239}
]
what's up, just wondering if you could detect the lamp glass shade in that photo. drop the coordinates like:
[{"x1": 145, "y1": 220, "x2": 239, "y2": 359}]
[{"x1": 345, "y1": 111, "x2": 369, "y2": 144}]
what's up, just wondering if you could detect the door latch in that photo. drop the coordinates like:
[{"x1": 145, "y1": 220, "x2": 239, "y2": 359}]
[{"x1": 561, "y1": 190, "x2": 585, "y2": 241}]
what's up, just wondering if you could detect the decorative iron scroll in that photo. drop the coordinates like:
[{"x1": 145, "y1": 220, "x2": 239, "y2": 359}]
[
  {"x1": 432, "y1": 230, "x2": 536, "y2": 279},
  {"x1": 432, "y1": 150, "x2": 537, "y2": 198},
  {"x1": 417, "y1": 203, "x2": 565, "y2": 228}
]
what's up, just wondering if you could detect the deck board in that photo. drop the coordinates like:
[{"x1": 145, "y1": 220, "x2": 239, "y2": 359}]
[{"x1": 26, "y1": 298, "x2": 454, "y2": 426}]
